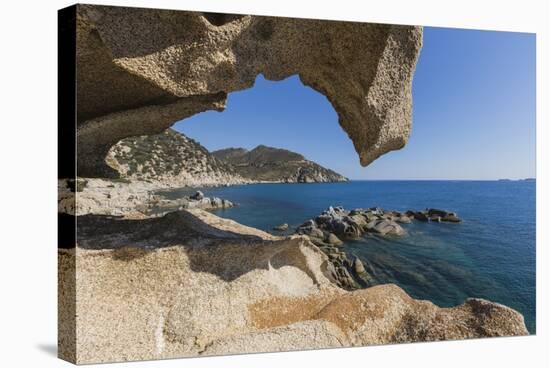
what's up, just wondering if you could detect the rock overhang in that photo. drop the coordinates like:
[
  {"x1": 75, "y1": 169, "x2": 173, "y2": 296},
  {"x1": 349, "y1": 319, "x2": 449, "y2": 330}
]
[{"x1": 74, "y1": 4, "x2": 423, "y2": 177}]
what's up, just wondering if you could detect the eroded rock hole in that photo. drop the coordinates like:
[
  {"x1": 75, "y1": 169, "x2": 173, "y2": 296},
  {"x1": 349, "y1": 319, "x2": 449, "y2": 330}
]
[
  {"x1": 106, "y1": 75, "x2": 349, "y2": 187},
  {"x1": 202, "y1": 12, "x2": 245, "y2": 26}
]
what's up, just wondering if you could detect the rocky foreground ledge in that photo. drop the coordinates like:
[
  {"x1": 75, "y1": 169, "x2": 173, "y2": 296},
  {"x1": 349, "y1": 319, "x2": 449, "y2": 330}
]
[{"x1": 60, "y1": 208, "x2": 527, "y2": 364}]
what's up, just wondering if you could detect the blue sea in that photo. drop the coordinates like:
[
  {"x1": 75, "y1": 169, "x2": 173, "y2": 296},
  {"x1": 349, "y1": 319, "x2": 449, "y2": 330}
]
[{"x1": 159, "y1": 180, "x2": 536, "y2": 333}]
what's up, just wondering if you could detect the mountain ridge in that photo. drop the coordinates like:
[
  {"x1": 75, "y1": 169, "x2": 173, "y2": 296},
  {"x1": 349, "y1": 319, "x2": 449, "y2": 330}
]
[
  {"x1": 212, "y1": 145, "x2": 348, "y2": 183},
  {"x1": 107, "y1": 129, "x2": 347, "y2": 186}
]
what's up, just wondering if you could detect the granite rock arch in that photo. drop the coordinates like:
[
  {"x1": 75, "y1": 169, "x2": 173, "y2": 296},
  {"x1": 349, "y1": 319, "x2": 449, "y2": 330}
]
[{"x1": 75, "y1": 5, "x2": 422, "y2": 177}]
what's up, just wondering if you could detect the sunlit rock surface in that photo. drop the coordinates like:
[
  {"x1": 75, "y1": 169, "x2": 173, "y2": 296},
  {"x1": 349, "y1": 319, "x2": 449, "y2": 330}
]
[{"x1": 59, "y1": 209, "x2": 528, "y2": 363}]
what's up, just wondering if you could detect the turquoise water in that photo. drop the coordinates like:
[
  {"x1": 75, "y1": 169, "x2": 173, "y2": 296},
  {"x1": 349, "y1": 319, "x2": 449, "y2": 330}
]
[{"x1": 159, "y1": 180, "x2": 536, "y2": 333}]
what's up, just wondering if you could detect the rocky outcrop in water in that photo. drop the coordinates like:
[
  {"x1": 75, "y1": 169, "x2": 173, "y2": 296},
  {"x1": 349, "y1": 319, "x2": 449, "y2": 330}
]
[
  {"x1": 74, "y1": 5, "x2": 422, "y2": 177},
  {"x1": 59, "y1": 209, "x2": 528, "y2": 363},
  {"x1": 405, "y1": 209, "x2": 462, "y2": 223},
  {"x1": 297, "y1": 206, "x2": 407, "y2": 241},
  {"x1": 213, "y1": 145, "x2": 348, "y2": 183},
  {"x1": 297, "y1": 206, "x2": 462, "y2": 241},
  {"x1": 294, "y1": 206, "x2": 462, "y2": 289}
]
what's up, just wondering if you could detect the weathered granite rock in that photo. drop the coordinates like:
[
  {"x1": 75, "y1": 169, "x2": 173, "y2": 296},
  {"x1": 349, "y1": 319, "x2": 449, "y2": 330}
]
[
  {"x1": 442, "y1": 213, "x2": 462, "y2": 223},
  {"x1": 59, "y1": 209, "x2": 528, "y2": 363},
  {"x1": 309, "y1": 227, "x2": 325, "y2": 239},
  {"x1": 353, "y1": 257, "x2": 366, "y2": 274},
  {"x1": 292, "y1": 204, "x2": 466, "y2": 291},
  {"x1": 326, "y1": 233, "x2": 344, "y2": 246},
  {"x1": 425, "y1": 208, "x2": 462, "y2": 222},
  {"x1": 395, "y1": 215, "x2": 412, "y2": 224},
  {"x1": 155, "y1": 195, "x2": 234, "y2": 214},
  {"x1": 58, "y1": 178, "x2": 155, "y2": 217},
  {"x1": 58, "y1": 178, "x2": 234, "y2": 217},
  {"x1": 210, "y1": 197, "x2": 223, "y2": 207},
  {"x1": 297, "y1": 206, "x2": 462, "y2": 245},
  {"x1": 315, "y1": 284, "x2": 528, "y2": 345},
  {"x1": 427, "y1": 208, "x2": 450, "y2": 217},
  {"x1": 190, "y1": 191, "x2": 204, "y2": 200},
  {"x1": 370, "y1": 219, "x2": 406, "y2": 236},
  {"x1": 203, "y1": 320, "x2": 348, "y2": 356},
  {"x1": 75, "y1": 5, "x2": 422, "y2": 177},
  {"x1": 413, "y1": 211, "x2": 429, "y2": 221},
  {"x1": 310, "y1": 206, "x2": 362, "y2": 240},
  {"x1": 300, "y1": 206, "x2": 408, "y2": 240},
  {"x1": 430, "y1": 215, "x2": 442, "y2": 222},
  {"x1": 294, "y1": 220, "x2": 356, "y2": 289},
  {"x1": 273, "y1": 223, "x2": 289, "y2": 231}
]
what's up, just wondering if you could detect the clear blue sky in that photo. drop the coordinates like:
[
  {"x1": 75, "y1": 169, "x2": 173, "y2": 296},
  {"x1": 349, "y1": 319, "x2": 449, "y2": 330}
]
[{"x1": 174, "y1": 27, "x2": 536, "y2": 180}]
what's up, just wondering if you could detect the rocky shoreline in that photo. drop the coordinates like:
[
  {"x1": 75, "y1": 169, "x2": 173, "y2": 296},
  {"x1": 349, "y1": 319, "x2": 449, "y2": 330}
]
[
  {"x1": 59, "y1": 177, "x2": 530, "y2": 364},
  {"x1": 59, "y1": 176, "x2": 467, "y2": 294},
  {"x1": 296, "y1": 205, "x2": 462, "y2": 240},
  {"x1": 293, "y1": 206, "x2": 462, "y2": 290},
  {"x1": 59, "y1": 176, "x2": 469, "y2": 295},
  {"x1": 147, "y1": 190, "x2": 235, "y2": 217},
  {"x1": 58, "y1": 179, "x2": 236, "y2": 217},
  {"x1": 60, "y1": 207, "x2": 527, "y2": 363}
]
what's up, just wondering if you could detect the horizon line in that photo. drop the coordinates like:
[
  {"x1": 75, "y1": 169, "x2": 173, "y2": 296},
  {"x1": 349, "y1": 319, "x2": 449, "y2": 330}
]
[{"x1": 346, "y1": 178, "x2": 536, "y2": 181}]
